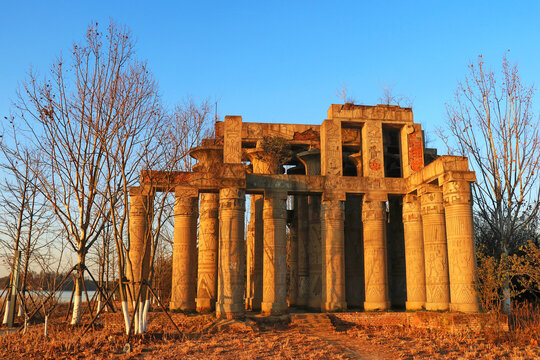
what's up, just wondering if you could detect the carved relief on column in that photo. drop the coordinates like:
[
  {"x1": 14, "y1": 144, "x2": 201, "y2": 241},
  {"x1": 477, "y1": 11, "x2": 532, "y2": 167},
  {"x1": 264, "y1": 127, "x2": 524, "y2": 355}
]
[
  {"x1": 288, "y1": 202, "x2": 298, "y2": 307},
  {"x1": 387, "y1": 197, "x2": 406, "y2": 308},
  {"x1": 216, "y1": 187, "x2": 246, "y2": 319},
  {"x1": 362, "y1": 196, "x2": 390, "y2": 311},
  {"x1": 223, "y1": 116, "x2": 242, "y2": 164},
  {"x1": 196, "y1": 193, "x2": 219, "y2": 313},
  {"x1": 296, "y1": 195, "x2": 309, "y2": 307},
  {"x1": 170, "y1": 188, "x2": 198, "y2": 311},
  {"x1": 321, "y1": 199, "x2": 347, "y2": 312},
  {"x1": 402, "y1": 194, "x2": 426, "y2": 310},
  {"x1": 128, "y1": 189, "x2": 153, "y2": 306},
  {"x1": 261, "y1": 190, "x2": 288, "y2": 316},
  {"x1": 420, "y1": 185, "x2": 450, "y2": 311},
  {"x1": 246, "y1": 147, "x2": 282, "y2": 313},
  {"x1": 320, "y1": 119, "x2": 343, "y2": 176},
  {"x1": 307, "y1": 194, "x2": 322, "y2": 309},
  {"x1": 400, "y1": 124, "x2": 424, "y2": 178},
  {"x1": 362, "y1": 121, "x2": 384, "y2": 178},
  {"x1": 297, "y1": 150, "x2": 322, "y2": 310},
  {"x1": 442, "y1": 174, "x2": 480, "y2": 313},
  {"x1": 246, "y1": 195, "x2": 263, "y2": 311},
  {"x1": 345, "y1": 195, "x2": 364, "y2": 308}
]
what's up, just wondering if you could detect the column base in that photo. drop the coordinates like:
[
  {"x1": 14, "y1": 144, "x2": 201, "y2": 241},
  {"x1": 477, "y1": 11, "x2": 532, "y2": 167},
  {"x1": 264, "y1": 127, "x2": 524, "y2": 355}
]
[
  {"x1": 195, "y1": 298, "x2": 215, "y2": 313},
  {"x1": 364, "y1": 301, "x2": 390, "y2": 311},
  {"x1": 322, "y1": 301, "x2": 347, "y2": 312},
  {"x1": 450, "y1": 302, "x2": 480, "y2": 313},
  {"x1": 261, "y1": 301, "x2": 288, "y2": 316},
  {"x1": 216, "y1": 303, "x2": 244, "y2": 319},
  {"x1": 307, "y1": 297, "x2": 321, "y2": 310},
  {"x1": 405, "y1": 301, "x2": 425, "y2": 311},
  {"x1": 170, "y1": 300, "x2": 196, "y2": 312},
  {"x1": 245, "y1": 297, "x2": 262, "y2": 311},
  {"x1": 425, "y1": 302, "x2": 449, "y2": 311}
]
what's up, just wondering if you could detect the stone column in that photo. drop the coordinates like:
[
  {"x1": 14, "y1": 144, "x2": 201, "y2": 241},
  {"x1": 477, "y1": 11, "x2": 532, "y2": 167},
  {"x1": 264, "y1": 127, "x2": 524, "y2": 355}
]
[
  {"x1": 288, "y1": 204, "x2": 298, "y2": 307},
  {"x1": 297, "y1": 149, "x2": 322, "y2": 310},
  {"x1": 216, "y1": 187, "x2": 245, "y2": 319},
  {"x1": 128, "y1": 189, "x2": 152, "y2": 307},
  {"x1": 261, "y1": 190, "x2": 288, "y2": 315},
  {"x1": 195, "y1": 193, "x2": 219, "y2": 313},
  {"x1": 246, "y1": 146, "x2": 283, "y2": 313},
  {"x1": 296, "y1": 195, "x2": 309, "y2": 307},
  {"x1": 170, "y1": 188, "x2": 198, "y2": 311},
  {"x1": 420, "y1": 185, "x2": 450, "y2": 311},
  {"x1": 402, "y1": 194, "x2": 426, "y2": 310},
  {"x1": 387, "y1": 197, "x2": 407, "y2": 308},
  {"x1": 344, "y1": 195, "x2": 364, "y2": 308},
  {"x1": 442, "y1": 175, "x2": 480, "y2": 313},
  {"x1": 321, "y1": 199, "x2": 347, "y2": 311},
  {"x1": 362, "y1": 196, "x2": 390, "y2": 311},
  {"x1": 246, "y1": 195, "x2": 263, "y2": 310},
  {"x1": 190, "y1": 143, "x2": 223, "y2": 312}
]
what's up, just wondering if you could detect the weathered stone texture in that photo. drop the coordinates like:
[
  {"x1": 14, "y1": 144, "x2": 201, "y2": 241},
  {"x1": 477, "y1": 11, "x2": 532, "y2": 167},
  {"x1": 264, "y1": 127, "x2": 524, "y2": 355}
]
[
  {"x1": 362, "y1": 197, "x2": 390, "y2": 311},
  {"x1": 196, "y1": 193, "x2": 219, "y2": 312},
  {"x1": 420, "y1": 186, "x2": 450, "y2": 311},
  {"x1": 216, "y1": 187, "x2": 245, "y2": 319},
  {"x1": 170, "y1": 190, "x2": 198, "y2": 311},
  {"x1": 443, "y1": 176, "x2": 480, "y2": 313}
]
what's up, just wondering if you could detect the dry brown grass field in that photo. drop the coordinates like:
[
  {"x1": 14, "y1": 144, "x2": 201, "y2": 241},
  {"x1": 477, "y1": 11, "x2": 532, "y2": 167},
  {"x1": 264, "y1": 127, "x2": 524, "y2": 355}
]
[{"x1": 0, "y1": 303, "x2": 538, "y2": 359}]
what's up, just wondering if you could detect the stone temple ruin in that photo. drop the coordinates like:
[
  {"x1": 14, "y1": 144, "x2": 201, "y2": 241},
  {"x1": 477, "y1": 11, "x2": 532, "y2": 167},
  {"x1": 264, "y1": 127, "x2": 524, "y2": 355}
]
[{"x1": 128, "y1": 104, "x2": 480, "y2": 319}]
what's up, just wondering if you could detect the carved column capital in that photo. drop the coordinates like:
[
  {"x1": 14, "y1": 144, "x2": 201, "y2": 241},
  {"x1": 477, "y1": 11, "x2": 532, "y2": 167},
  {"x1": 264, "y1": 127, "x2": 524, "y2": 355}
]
[
  {"x1": 246, "y1": 148, "x2": 283, "y2": 175},
  {"x1": 442, "y1": 179, "x2": 472, "y2": 205},
  {"x1": 362, "y1": 199, "x2": 386, "y2": 222},
  {"x1": 402, "y1": 194, "x2": 421, "y2": 223},
  {"x1": 190, "y1": 145, "x2": 224, "y2": 173},
  {"x1": 419, "y1": 185, "x2": 444, "y2": 215},
  {"x1": 297, "y1": 149, "x2": 321, "y2": 175},
  {"x1": 348, "y1": 153, "x2": 363, "y2": 176}
]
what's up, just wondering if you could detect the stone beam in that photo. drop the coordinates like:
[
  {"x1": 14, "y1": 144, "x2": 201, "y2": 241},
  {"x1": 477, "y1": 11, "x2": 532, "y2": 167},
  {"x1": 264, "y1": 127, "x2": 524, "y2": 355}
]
[{"x1": 406, "y1": 156, "x2": 471, "y2": 191}]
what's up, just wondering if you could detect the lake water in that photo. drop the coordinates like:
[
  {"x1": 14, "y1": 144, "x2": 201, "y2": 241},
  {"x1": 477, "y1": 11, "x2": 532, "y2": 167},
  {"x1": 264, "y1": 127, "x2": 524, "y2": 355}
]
[{"x1": 19, "y1": 290, "x2": 99, "y2": 303}]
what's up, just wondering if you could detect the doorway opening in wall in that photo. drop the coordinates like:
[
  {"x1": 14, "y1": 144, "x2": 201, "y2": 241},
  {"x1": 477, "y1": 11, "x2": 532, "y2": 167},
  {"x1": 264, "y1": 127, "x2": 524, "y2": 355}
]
[{"x1": 382, "y1": 126, "x2": 402, "y2": 178}]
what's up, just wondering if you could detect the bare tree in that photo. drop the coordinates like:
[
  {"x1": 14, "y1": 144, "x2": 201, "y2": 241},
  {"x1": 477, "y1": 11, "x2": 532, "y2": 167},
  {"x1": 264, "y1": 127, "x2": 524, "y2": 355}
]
[
  {"x1": 0, "y1": 147, "x2": 52, "y2": 325},
  {"x1": 5, "y1": 21, "x2": 168, "y2": 325},
  {"x1": 441, "y1": 54, "x2": 540, "y2": 312},
  {"x1": 336, "y1": 84, "x2": 357, "y2": 104},
  {"x1": 378, "y1": 82, "x2": 414, "y2": 108}
]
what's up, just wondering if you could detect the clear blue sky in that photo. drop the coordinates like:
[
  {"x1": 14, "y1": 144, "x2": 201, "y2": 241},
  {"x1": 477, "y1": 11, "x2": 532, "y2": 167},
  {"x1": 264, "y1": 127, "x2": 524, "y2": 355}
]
[{"x1": 1, "y1": 0, "x2": 539, "y2": 149}]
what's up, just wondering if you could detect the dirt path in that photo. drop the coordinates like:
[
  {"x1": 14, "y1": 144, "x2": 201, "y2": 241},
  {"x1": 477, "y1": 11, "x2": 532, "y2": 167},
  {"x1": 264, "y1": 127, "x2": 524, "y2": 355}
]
[{"x1": 289, "y1": 314, "x2": 394, "y2": 359}]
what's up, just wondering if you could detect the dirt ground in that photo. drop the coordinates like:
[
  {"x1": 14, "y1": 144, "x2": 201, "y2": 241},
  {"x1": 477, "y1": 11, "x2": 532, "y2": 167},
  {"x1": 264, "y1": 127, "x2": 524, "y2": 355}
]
[{"x1": 0, "y1": 310, "x2": 538, "y2": 359}]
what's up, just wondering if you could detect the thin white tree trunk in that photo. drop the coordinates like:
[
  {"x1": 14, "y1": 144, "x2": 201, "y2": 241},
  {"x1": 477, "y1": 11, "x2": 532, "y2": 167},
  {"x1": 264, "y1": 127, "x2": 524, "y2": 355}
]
[
  {"x1": 96, "y1": 298, "x2": 102, "y2": 316},
  {"x1": 121, "y1": 300, "x2": 130, "y2": 335},
  {"x1": 142, "y1": 299, "x2": 150, "y2": 333},
  {"x1": 70, "y1": 277, "x2": 82, "y2": 325},
  {"x1": 2, "y1": 300, "x2": 10, "y2": 324},
  {"x1": 44, "y1": 315, "x2": 49, "y2": 337}
]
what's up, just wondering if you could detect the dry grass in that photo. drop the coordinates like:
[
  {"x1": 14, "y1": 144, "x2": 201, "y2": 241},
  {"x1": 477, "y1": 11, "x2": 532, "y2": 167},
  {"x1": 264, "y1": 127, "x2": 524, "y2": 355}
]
[{"x1": 0, "y1": 304, "x2": 538, "y2": 359}]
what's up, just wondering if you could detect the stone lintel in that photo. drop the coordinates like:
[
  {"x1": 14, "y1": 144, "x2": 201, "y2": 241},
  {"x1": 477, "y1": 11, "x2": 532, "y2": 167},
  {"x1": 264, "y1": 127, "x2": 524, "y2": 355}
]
[
  {"x1": 216, "y1": 121, "x2": 320, "y2": 142},
  {"x1": 327, "y1": 104, "x2": 414, "y2": 123},
  {"x1": 174, "y1": 186, "x2": 198, "y2": 198},
  {"x1": 438, "y1": 170, "x2": 476, "y2": 185},
  {"x1": 417, "y1": 183, "x2": 442, "y2": 196},
  {"x1": 247, "y1": 174, "x2": 407, "y2": 196},
  {"x1": 363, "y1": 192, "x2": 388, "y2": 202},
  {"x1": 406, "y1": 156, "x2": 470, "y2": 191},
  {"x1": 129, "y1": 185, "x2": 155, "y2": 196}
]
